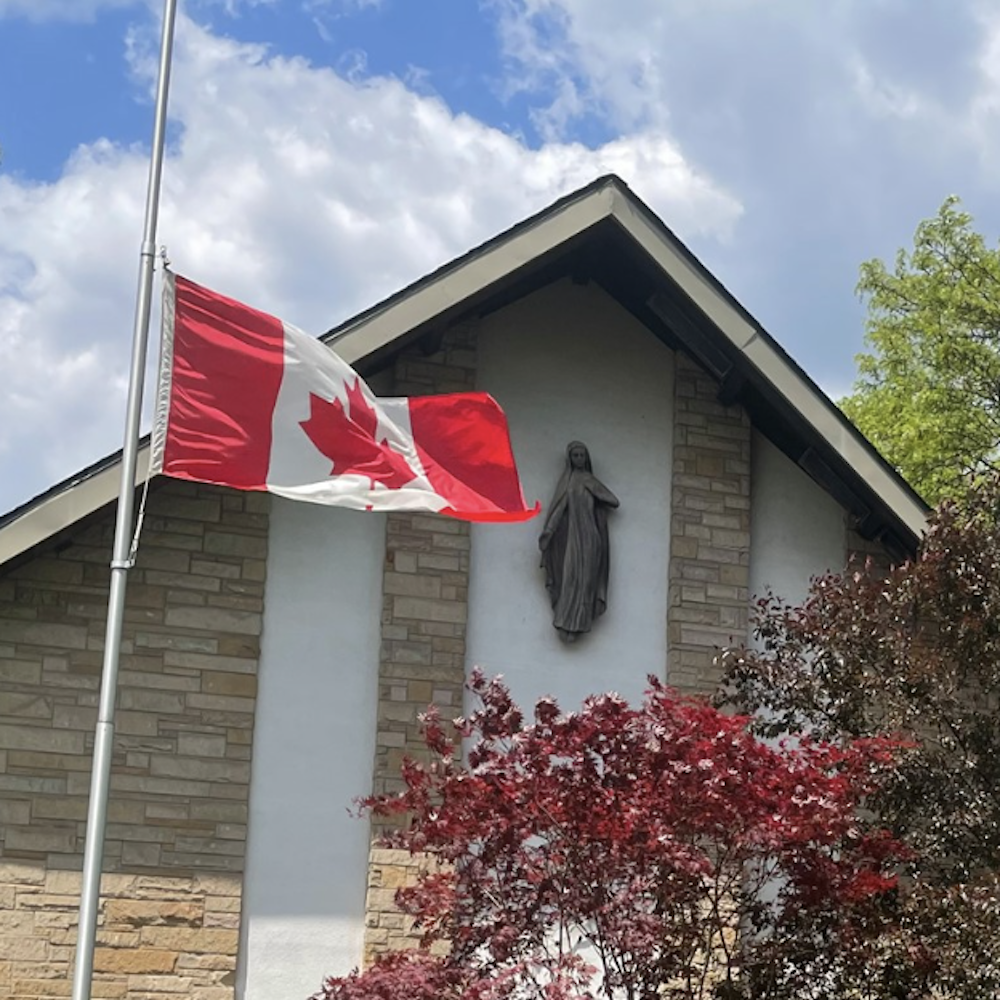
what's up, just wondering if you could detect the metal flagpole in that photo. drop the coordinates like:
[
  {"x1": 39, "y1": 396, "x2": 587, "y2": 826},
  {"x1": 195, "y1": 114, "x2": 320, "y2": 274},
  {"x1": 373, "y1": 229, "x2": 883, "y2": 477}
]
[{"x1": 70, "y1": 1, "x2": 179, "y2": 998}]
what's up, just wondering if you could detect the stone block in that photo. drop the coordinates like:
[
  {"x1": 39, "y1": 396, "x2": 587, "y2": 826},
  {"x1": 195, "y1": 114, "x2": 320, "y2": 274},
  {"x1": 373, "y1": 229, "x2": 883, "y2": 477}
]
[
  {"x1": 241, "y1": 558, "x2": 267, "y2": 582},
  {"x1": 391, "y1": 551, "x2": 417, "y2": 573},
  {"x1": 189, "y1": 559, "x2": 241, "y2": 580},
  {"x1": 176, "y1": 733, "x2": 227, "y2": 758},
  {"x1": 0, "y1": 909, "x2": 37, "y2": 934},
  {"x1": 92, "y1": 948, "x2": 178, "y2": 974},
  {"x1": 176, "y1": 955, "x2": 237, "y2": 977},
  {"x1": 124, "y1": 975, "x2": 194, "y2": 994},
  {"x1": 0, "y1": 862, "x2": 44, "y2": 885},
  {"x1": 118, "y1": 670, "x2": 199, "y2": 693},
  {"x1": 164, "y1": 607, "x2": 262, "y2": 636},
  {"x1": 0, "y1": 659, "x2": 42, "y2": 684},
  {"x1": 149, "y1": 756, "x2": 249, "y2": 784},
  {"x1": 0, "y1": 800, "x2": 31, "y2": 825},
  {"x1": 117, "y1": 689, "x2": 186, "y2": 714},
  {"x1": 139, "y1": 927, "x2": 239, "y2": 954},
  {"x1": 114, "y1": 711, "x2": 160, "y2": 736},
  {"x1": 0, "y1": 774, "x2": 66, "y2": 796},
  {"x1": 191, "y1": 988, "x2": 233, "y2": 1000},
  {"x1": 12, "y1": 978, "x2": 74, "y2": 997},
  {"x1": 0, "y1": 726, "x2": 84, "y2": 755},
  {"x1": 162, "y1": 652, "x2": 256, "y2": 674},
  {"x1": 189, "y1": 802, "x2": 246, "y2": 824},
  {"x1": 0, "y1": 936, "x2": 48, "y2": 961},
  {"x1": 0, "y1": 620, "x2": 88, "y2": 650},
  {"x1": 184, "y1": 693, "x2": 255, "y2": 716},
  {"x1": 134, "y1": 631, "x2": 219, "y2": 653},
  {"x1": 382, "y1": 573, "x2": 441, "y2": 599},
  {"x1": 200, "y1": 672, "x2": 257, "y2": 698},
  {"x1": 0, "y1": 691, "x2": 52, "y2": 719},
  {"x1": 104, "y1": 900, "x2": 203, "y2": 928},
  {"x1": 202, "y1": 532, "x2": 267, "y2": 560},
  {"x1": 392, "y1": 597, "x2": 466, "y2": 624}
]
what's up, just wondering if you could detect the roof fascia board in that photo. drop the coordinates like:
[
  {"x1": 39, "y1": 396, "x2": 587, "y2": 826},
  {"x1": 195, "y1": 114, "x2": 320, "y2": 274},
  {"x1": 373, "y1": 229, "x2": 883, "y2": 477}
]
[
  {"x1": 605, "y1": 186, "x2": 927, "y2": 541},
  {"x1": 606, "y1": 187, "x2": 759, "y2": 349},
  {"x1": 329, "y1": 184, "x2": 617, "y2": 365},
  {"x1": 0, "y1": 178, "x2": 928, "y2": 567},
  {"x1": 0, "y1": 445, "x2": 151, "y2": 567},
  {"x1": 739, "y1": 337, "x2": 926, "y2": 538}
]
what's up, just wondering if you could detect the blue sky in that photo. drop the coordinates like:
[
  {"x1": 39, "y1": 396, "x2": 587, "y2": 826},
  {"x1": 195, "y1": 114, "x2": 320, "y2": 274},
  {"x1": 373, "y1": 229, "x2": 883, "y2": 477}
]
[{"x1": 3, "y1": 0, "x2": 1000, "y2": 513}]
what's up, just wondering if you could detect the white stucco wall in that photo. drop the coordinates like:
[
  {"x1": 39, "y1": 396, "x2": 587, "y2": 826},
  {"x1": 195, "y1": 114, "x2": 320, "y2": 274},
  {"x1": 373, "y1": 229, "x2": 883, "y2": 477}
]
[
  {"x1": 749, "y1": 430, "x2": 846, "y2": 611},
  {"x1": 238, "y1": 499, "x2": 384, "y2": 1000},
  {"x1": 467, "y1": 279, "x2": 674, "y2": 715}
]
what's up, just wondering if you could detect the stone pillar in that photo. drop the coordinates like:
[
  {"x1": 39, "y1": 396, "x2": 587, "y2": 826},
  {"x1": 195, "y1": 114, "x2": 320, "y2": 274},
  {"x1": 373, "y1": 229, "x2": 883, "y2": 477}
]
[
  {"x1": 667, "y1": 354, "x2": 752, "y2": 695},
  {"x1": 364, "y1": 326, "x2": 477, "y2": 962}
]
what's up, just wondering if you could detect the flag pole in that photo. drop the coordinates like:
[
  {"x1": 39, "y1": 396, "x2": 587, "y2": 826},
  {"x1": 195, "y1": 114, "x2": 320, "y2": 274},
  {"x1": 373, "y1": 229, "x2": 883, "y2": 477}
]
[{"x1": 71, "y1": 2, "x2": 178, "y2": 998}]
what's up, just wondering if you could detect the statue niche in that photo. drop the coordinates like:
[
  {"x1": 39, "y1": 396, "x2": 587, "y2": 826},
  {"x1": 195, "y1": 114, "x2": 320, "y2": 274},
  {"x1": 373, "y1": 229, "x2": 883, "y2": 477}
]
[{"x1": 538, "y1": 442, "x2": 620, "y2": 643}]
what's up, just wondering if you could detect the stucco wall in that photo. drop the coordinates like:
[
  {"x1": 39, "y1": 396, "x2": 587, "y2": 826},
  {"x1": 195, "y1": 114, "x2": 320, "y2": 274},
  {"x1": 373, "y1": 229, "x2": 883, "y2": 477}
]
[
  {"x1": 749, "y1": 431, "x2": 847, "y2": 610},
  {"x1": 238, "y1": 499, "x2": 383, "y2": 1000},
  {"x1": 468, "y1": 279, "x2": 674, "y2": 714}
]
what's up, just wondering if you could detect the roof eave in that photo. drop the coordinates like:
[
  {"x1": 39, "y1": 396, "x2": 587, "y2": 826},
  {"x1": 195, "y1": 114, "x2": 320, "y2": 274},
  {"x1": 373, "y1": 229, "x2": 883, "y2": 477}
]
[{"x1": 0, "y1": 175, "x2": 929, "y2": 568}]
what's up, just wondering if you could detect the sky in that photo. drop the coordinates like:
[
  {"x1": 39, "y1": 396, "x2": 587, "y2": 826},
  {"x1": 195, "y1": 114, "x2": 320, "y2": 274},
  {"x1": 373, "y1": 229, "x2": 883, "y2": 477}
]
[{"x1": 3, "y1": 0, "x2": 1000, "y2": 515}]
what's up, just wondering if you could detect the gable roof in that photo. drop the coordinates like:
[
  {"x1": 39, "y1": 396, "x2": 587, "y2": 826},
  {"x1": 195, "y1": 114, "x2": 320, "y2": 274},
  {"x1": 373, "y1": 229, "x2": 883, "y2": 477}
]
[{"x1": 0, "y1": 175, "x2": 928, "y2": 568}]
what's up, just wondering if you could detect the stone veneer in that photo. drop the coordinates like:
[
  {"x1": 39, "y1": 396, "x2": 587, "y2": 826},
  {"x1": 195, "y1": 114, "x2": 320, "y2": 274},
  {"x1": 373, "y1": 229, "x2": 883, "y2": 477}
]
[
  {"x1": 667, "y1": 354, "x2": 752, "y2": 695},
  {"x1": 0, "y1": 479, "x2": 267, "y2": 1000},
  {"x1": 364, "y1": 325, "x2": 477, "y2": 962},
  {"x1": 364, "y1": 343, "x2": 755, "y2": 959}
]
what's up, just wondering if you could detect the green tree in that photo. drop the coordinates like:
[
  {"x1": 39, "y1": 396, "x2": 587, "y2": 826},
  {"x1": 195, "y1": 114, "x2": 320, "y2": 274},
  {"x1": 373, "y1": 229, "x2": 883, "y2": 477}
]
[{"x1": 841, "y1": 196, "x2": 1000, "y2": 504}]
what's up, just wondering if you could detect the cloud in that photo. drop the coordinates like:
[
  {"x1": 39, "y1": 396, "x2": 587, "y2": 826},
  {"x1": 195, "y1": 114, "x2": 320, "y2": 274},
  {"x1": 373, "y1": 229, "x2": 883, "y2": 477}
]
[
  {"x1": 0, "y1": 12, "x2": 740, "y2": 513},
  {"x1": 488, "y1": 0, "x2": 1000, "y2": 178},
  {"x1": 482, "y1": 0, "x2": 1000, "y2": 408}
]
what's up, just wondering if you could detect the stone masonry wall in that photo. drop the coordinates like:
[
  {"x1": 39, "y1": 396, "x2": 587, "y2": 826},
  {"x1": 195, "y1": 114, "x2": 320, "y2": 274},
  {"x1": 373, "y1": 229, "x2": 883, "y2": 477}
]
[
  {"x1": 668, "y1": 354, "x2": 752, "y2": 695},
  {"x1": 363, "y1": 326, "x2": 477, "y2": 962},
  {"x1": 0, "y1": 479, "x2": 268, "y2": 1000}
]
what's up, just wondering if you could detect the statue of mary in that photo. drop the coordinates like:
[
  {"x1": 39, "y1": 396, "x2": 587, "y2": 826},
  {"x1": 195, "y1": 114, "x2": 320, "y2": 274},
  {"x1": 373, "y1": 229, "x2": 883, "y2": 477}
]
[{"x1": 538, "y1": 442, "x2": 620, "y2": 643}]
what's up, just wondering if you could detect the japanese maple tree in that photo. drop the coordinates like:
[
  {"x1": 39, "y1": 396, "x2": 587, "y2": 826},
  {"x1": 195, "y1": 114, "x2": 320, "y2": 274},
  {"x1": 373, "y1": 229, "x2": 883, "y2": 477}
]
[
  {"x1": 721, "y1": 478, "x2": 1000, "y2": 997},
  {"x1": 316, "y1": 671, "x2": 906, "y2": 1000}
]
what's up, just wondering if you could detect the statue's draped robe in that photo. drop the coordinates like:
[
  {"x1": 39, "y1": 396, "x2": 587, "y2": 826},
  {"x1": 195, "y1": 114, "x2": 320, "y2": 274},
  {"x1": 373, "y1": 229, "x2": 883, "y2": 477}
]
[{"x1": 541, "y1": 470, "x2": 614, "y2": 636}]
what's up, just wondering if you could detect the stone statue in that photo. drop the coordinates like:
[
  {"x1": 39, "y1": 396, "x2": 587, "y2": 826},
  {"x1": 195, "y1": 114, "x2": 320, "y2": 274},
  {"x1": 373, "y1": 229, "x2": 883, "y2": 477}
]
[{"x1": 539, "y1": 442, "x2": 620, "y2": 643}]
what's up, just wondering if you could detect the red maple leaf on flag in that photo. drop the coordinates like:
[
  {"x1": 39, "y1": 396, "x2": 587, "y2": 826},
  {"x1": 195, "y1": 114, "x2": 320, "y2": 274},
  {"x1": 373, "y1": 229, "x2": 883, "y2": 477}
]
[{"x1": 299, "y1": 379, "x2": 419, "y2": 491}]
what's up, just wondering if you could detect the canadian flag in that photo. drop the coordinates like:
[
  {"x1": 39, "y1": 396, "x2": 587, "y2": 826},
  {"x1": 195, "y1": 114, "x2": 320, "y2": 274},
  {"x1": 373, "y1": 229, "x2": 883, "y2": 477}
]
[{"x1": 150, "y1": 273, "x2": 539, "y2": 522}]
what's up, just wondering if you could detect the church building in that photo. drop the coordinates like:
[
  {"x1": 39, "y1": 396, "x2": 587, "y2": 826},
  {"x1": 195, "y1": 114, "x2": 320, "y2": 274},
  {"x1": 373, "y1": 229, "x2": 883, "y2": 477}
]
[{"x1": 0, "y1": 176, "x2": 927, "y2": 1000}]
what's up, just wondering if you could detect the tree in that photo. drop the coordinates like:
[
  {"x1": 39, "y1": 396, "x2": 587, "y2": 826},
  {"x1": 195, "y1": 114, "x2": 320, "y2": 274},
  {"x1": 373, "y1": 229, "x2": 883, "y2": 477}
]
[
  {"x1": 316, "y1": 670, "x2": 906, "y2": 1000},
  {"x1": 841, "y1": 196, "x2": 1000, "y2": 504},
  {"x1": 721, "y1": 478, "x2": 1000, "y2": 997}
]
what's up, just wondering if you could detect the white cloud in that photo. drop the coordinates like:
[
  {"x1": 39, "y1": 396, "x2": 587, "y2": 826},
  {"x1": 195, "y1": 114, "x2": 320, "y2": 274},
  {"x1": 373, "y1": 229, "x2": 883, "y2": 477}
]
[
  {"x1": 0, "y1": 13, "x2": 740, "y2": 513},
  {"x1": 966, "y1": 4, "x2": 1000, "y2": 166},
  {"x1": 490, "y1": 0, "x2": 1000, "y2": 174},
  {"x1": 850, "y1": 57, "x2": 927, "y2": 120}
]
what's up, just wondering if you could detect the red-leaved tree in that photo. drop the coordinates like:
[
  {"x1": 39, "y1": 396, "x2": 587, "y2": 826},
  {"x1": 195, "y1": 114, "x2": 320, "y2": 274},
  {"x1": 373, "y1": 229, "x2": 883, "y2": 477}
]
[
  {"x1": 721, "y1": 479, "x2": 1000, "y2": 997},
  {"x1": 315, "y1": 671, "x2": 906, "y2": 1000}
]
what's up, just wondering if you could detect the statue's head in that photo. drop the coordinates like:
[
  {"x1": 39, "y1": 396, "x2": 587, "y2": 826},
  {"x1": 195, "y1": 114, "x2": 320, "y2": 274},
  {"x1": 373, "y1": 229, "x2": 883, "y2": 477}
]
[{"x1": 566, "y1": 441, "x2": 592, "y2": 472}]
